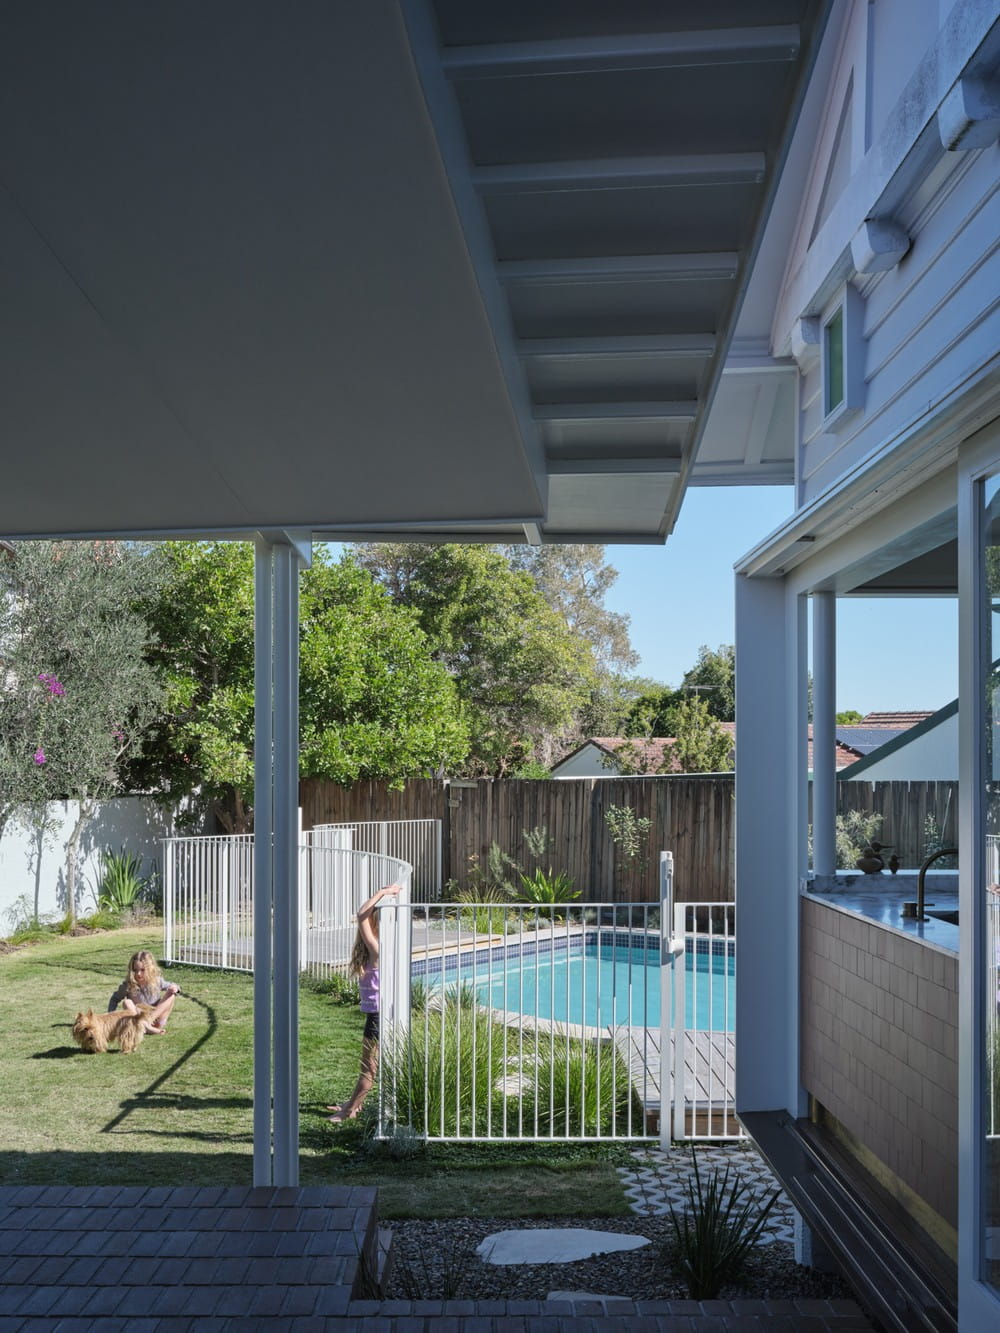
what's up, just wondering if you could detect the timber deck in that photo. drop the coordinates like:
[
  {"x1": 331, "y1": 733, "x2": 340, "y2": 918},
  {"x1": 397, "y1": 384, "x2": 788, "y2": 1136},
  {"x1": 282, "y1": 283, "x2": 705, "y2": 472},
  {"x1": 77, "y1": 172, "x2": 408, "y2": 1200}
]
[{"x1": 615, "y1": 1025, "x2": 739, "y2": 1138}]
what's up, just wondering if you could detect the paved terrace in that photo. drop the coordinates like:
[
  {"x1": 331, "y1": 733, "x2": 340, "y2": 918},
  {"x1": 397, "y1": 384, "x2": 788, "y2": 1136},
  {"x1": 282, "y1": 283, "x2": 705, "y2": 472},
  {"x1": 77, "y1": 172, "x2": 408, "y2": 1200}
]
[{"x1": 0, "y1": 1184, "x2": 875, "y2": 1330}]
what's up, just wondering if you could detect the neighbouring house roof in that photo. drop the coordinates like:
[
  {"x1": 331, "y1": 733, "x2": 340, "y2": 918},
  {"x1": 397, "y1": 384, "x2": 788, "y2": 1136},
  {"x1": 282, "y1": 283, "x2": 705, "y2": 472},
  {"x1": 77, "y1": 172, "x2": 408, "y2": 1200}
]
[
  {"x1": 837, "y1": 701, "x2": 958, "y2": 780},
  {"x1": 835, "y1": 726, "x2": 917, "y2": 755},
  {"x1": 807, "y1": 727, "x2": 865, "y2": 772},
  {"x1": 553, "y1": 724, "x2": 864, "y2": 776},
  {"x1": 859, "y1": 711, "x2": 935, "y2": 728}
]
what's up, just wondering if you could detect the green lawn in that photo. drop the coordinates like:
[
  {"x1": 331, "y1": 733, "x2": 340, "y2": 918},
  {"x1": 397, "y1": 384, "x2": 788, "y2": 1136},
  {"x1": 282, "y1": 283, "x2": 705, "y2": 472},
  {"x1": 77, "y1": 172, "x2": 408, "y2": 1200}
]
[{"x1": 0, "y1": 925, "x2": 629, "y2": 1217}]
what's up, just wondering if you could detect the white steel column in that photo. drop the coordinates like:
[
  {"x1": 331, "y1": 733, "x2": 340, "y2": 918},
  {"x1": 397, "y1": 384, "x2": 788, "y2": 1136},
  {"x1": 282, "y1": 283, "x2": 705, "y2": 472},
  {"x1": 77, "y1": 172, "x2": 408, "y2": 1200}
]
[
  {"x1": 812, "y1": 591, "x2": 837, "y2": 877},
  {"x1": 735, "y1": 571, "x2": 807, "y2": 1115},
  {"x1": 253, "y1": 533, "x2": 310, "y2": 1187},
  {"x1": 253, "y1": 539, "x2": 274, "y2": 1187}
]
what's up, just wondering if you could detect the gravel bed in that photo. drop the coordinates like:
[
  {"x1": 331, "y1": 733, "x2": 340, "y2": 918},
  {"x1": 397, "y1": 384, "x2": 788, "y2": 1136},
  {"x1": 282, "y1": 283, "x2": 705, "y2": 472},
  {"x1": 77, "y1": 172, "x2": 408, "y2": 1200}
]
[{"x1": 385, "y1": 1213, "x2": 855, "y2": 1304}]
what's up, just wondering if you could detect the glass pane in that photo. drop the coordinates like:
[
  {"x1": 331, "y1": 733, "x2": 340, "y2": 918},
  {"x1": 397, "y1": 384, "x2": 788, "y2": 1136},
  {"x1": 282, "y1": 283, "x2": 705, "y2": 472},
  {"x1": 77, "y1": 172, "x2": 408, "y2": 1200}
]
[
  {"x1": 825, "y1": 308, "x2": 844, "y2": 415},
  {"x1": 981, "y1": 474, "x2": 1000, "y2": 1291}
]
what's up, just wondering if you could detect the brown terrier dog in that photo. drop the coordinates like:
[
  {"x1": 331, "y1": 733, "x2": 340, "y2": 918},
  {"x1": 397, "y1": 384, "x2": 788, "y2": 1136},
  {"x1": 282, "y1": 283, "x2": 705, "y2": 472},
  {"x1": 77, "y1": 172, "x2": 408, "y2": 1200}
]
[{"x1": 72, "y1": 1004, "x2": 155, "y2": 1054}]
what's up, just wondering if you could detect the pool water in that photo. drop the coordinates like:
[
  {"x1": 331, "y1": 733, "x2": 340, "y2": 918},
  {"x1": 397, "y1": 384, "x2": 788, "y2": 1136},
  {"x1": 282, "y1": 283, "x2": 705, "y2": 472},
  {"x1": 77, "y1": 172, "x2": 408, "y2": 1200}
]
[{"x1": 437, "y1": 942, "x2": 734, "y2": 1031}]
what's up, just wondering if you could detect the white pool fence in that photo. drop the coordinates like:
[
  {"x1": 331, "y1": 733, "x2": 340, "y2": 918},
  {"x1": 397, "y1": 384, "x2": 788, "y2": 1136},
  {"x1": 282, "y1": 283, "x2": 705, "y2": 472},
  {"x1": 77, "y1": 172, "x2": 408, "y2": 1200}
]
[
  {"x1": 161, "y1": 831, "x2": 738, "y2": 1144},
  {"x1": 162, "y1": 829, "x2": 411, "y2": 977},
  {"x1": 378, "y1": 883, "x2": 738, "y2": 1147}
]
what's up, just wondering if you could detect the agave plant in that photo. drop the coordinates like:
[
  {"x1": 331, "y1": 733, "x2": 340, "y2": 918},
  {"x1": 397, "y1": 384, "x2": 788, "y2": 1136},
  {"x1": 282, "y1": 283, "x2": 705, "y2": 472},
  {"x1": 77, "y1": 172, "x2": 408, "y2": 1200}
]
[
  {"x1": 516, "y1": 867, "x2": 579, "y2": 903},
  {"x1": 90, "y1": 846, "x2": 157, "y2": 914}
]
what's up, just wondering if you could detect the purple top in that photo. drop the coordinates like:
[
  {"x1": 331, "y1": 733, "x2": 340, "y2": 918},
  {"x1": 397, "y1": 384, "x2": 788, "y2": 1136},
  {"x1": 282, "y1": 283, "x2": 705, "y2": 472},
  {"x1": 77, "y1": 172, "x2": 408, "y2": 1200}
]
[{"x1": 359, "y1": 966, "x2": 379, "y2": 1014}]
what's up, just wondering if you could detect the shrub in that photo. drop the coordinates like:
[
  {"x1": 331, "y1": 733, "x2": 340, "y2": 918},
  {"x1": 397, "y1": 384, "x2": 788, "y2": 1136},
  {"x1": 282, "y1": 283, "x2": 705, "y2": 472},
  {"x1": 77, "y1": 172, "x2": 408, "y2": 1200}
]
[
  {"x1": 301, "y1": 972, "x2": 361, "y2": 1006},
  {"x1": 516, "y1": 867, "x2": 579, "y2": 903},
  {"x1": 524, "y1": 1033, "x2": 635, "y2": 1137},
  {"x1": 666, "y1": 1150, "x2": 780, "y2": 1299},
  {"x1": 89, "y1": 846, "x2": 159, "y2": 914},
  {"x1": 605, "y1": 805, "x2": 651, "y2": 875},
  {"x1": 835, "y1": 811, "x2": 883, "y2": 868}
]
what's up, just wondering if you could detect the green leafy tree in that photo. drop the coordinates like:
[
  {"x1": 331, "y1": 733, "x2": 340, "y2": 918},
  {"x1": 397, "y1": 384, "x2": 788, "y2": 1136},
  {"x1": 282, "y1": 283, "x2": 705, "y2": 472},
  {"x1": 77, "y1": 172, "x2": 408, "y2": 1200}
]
[
  {"x1": 504, "y1": 545, "x2": 641, "y2": 752},
  {"x1": 670, "y1": 694, "x2": 734, "y2": 773},
  {"x1": 353, "y1": 543, "x2": 598, "y2": 775},
  {"x1": 836, "y1": 709, "x2": 863, "y2": 724},
  {"x1": 502, "y1": 544, "x2": 637, "y2": 674},
  {"x1": 622, "y1": 682, "x2": 684, "y2": 738},
  {"x1": 133, "y1": 543, "x2": 469, "y2": 831},
  {"x1": 682, "y1": 644, "x2": 736, "y2": 721},
  {"x1": 0, "y1": 541, "x2": 165, "y2": 923}
]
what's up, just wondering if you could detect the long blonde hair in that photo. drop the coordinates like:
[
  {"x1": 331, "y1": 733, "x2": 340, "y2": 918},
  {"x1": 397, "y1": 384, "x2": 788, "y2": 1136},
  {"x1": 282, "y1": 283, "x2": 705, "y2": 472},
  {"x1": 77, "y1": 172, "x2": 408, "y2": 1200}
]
[
  {"x1": 124, "y1": 949, "x2": 163, "y2": 997},
  {"x1": 348, "y1": 916, "x2": 378, "y2": 979}
]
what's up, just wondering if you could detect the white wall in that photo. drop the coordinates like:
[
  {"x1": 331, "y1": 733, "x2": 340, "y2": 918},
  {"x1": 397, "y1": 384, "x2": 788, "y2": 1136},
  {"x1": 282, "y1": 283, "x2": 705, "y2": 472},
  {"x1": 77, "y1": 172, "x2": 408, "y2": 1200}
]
[
  {"x1": 0, "y1": 797, "x2": 178, "y2": 928},
  {"x1": 551, "y1": 744, "x2": 618, "y2": 778},
  {"x1": 772, "y1": 0, "x2": 1000, "y2": 510},
  {"x1": 845, "y1": 713, "x2": 958, "y2": 780}
]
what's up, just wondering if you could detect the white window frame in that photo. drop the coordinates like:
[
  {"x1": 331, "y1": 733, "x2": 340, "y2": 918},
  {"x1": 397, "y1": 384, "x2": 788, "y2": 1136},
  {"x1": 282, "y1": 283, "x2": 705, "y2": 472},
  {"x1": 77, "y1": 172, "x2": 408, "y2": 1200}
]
[
  {"x1": 958, "y1": 422, "x2": 1000, "y2": 1328},
  {"x1": 820, "y1": 283, "x2": 864, "y2": 429}
]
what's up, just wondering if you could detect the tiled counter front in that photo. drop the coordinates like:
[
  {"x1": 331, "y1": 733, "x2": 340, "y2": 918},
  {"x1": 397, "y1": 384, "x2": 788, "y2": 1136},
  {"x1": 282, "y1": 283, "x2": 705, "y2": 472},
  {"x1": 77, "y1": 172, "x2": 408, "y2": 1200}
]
[{"x1": 801, "y1": 895, "x2": 958, "y2": 1236}]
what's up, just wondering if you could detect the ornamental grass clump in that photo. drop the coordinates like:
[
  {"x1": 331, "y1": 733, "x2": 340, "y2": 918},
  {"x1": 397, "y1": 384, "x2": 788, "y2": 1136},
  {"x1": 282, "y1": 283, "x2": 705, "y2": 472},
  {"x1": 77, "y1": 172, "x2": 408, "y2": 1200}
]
[
  {"x1": 667, "y1": 1150, "x2": 780, "y2": 1299},
  {"x1": 380, "y1": 985, "x2": 508, "y2": 1138},
  {"x1": 525, "y1": 1033, "x2": 636, "y2": 1137}
]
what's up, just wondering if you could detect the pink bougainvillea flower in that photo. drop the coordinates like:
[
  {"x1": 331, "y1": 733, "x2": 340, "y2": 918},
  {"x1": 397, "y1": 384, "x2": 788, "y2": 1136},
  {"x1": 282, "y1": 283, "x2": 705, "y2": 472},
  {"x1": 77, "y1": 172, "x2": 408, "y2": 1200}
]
[{"x1": 33, "y1": 748, "x2": 46, "y2": 765}]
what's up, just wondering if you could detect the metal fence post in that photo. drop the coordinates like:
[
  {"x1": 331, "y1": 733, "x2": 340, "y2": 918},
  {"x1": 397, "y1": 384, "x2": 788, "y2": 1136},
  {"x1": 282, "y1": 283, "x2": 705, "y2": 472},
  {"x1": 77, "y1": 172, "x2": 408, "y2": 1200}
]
[
  {"x1": 673, "y1": 901, "x2": 687, "y2": 1142},
  {"x1": 659, "y1": 851, "x2": 673, "y2": 1151}
]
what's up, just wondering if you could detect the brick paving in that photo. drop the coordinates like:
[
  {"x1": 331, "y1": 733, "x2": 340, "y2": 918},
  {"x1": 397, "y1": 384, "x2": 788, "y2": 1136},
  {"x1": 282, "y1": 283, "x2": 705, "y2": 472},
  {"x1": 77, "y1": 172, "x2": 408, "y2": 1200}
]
[{"x1": 0, "y1": 1185, "x2": 877, "y2": 1330}]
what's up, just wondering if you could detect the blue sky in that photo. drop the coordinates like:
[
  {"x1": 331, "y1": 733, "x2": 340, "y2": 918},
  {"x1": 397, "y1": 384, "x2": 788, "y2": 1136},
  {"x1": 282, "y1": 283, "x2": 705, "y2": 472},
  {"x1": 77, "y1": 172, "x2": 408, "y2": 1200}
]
[
  {"x1": 603, "y1": 487, "x2": 958, "y2": 716},
  {"x1": 332, "y1": 485, "x2": 959, "y2": 717}
]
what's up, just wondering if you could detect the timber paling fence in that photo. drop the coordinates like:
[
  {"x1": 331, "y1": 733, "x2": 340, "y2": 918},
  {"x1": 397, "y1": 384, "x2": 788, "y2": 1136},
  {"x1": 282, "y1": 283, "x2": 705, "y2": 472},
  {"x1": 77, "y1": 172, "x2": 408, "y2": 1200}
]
[{"x1": 300, "y1": 776, "x2": 960, "y2": 903}]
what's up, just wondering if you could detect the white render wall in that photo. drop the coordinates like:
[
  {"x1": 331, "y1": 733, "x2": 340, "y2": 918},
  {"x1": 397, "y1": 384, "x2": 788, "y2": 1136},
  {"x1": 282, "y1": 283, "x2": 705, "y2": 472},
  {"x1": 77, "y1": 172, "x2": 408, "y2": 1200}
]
[
  {"x1": 844, "y1": 712, "x2": 958, "y2": 781},
  {"x1": 0, "y1": 797, "x2": 177, "y2": 927},
  {"x1": 550, "y1": 743, "x2": 617, "y2": 778}
]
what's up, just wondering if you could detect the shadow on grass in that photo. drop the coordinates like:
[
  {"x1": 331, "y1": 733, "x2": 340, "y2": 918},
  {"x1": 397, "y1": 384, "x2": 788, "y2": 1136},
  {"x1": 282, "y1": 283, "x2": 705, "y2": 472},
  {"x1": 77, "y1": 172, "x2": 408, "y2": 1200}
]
[
  {"x1": 101, "y1": 993, "x2": 218, "y2": 1134},
  {"x1": 0, "y1": 1150, "x2": 256, "y2": 1188}
]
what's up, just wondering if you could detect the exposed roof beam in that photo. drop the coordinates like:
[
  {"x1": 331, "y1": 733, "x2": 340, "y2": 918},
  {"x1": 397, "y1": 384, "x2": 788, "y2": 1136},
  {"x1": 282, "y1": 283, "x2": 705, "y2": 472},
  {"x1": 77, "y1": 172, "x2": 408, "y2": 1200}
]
[
  {"x1": 691, "y1": 459, "x2": 795, "y2": 484},
  {"x1": 441, "y1": 26, "x2": 801, "y2": 80},
  {"x1": 536, "y1": 401, "x2": 698, "y2": 422},
  {"x1": 518, "y1": 334, "x2": 716, "y2": 359},
  {"x1": 473, "y1": 153, "x2": 765, "y2": 194},
  {"x1": 548, "y1": 457, "x2": 681, "y2": 475},
  {"x1": 398, "y1": 0, "x2": 548, "y2": 512},
  {"x1": 522, "y1": 522, "x2": 543, "y2": 545},
  {"x1": 497, "y1": 252, "x2": 739, "y2": 284},
  {"x1": 534, "y1": 531, "x2": 668, "y2": 545}
]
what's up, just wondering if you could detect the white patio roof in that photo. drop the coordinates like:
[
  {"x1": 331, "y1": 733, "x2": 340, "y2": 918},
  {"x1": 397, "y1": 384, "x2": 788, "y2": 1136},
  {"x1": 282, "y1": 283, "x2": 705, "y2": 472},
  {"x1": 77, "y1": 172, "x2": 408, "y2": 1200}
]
[{"x1": 1, "y1": 1, "x2": 827, "y2": 545}]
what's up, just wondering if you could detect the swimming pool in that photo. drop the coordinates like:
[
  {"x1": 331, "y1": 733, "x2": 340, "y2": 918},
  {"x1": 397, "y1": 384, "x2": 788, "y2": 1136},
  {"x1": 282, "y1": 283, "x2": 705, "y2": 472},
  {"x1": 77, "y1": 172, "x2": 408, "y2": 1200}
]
[{"x1": 415, "y1": 933, "x2": 734, "y2": 1031}]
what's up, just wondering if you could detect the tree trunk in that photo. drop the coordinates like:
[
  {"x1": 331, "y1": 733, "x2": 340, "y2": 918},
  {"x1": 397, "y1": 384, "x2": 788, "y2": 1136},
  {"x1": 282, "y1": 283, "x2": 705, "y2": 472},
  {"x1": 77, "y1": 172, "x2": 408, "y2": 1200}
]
[{"x1": 65, "y1": 797, "x2": 95, "y2": 926}]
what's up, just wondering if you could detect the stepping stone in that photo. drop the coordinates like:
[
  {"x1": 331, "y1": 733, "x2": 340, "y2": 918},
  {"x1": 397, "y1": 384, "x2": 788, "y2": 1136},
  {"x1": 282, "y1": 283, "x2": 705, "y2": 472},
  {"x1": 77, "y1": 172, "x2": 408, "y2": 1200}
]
[
  {"x1": 477, "y1": 1228, "x2": 650, "y2": 1265},
  {"x1": 547, "y1": 1291, "x2": 632, "y2": 1309}
]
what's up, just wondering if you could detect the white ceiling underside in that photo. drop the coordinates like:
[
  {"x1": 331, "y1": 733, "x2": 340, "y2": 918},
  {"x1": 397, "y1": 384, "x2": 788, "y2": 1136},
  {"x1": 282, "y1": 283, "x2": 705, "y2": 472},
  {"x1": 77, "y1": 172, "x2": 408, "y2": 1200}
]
[{"x1": 0, "y1": 1, "x2": 827, "y2": 544}]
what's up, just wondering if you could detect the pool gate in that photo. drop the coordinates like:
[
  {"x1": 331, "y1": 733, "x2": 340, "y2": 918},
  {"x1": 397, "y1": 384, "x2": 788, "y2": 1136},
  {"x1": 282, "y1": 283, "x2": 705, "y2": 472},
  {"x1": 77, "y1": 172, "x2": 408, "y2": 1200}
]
[{"x1": 379, "y1": 853, "x2": 740, "y2": 1146}]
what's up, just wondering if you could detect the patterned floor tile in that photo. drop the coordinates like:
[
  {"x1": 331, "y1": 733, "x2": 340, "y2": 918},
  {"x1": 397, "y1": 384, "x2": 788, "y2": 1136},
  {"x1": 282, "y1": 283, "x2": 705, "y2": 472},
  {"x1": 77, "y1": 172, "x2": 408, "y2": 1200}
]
[{"x1": 617, "y1": 1144, "x2": 796, "y2": 1244}]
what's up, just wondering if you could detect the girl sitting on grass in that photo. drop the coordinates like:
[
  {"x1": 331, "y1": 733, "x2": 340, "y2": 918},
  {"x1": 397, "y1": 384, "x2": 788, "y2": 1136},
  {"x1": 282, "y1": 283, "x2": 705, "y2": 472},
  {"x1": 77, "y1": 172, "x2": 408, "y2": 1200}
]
[
  {"x1": 327, "y1": 884, "x2": 401, "y2": 1123},
  {"x1": 108, "y1": 949, "x2": 179, "y2": 1033}
]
